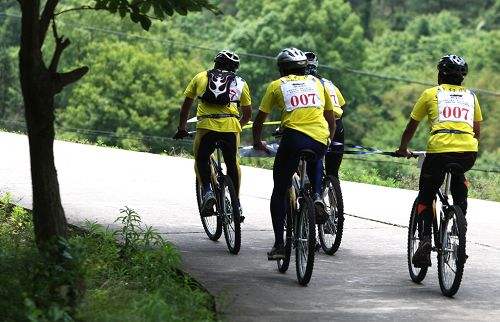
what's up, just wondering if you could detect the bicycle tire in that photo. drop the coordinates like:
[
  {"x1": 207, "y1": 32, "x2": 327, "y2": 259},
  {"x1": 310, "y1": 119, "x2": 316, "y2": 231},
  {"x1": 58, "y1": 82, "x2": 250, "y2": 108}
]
[
  {"x1": 438, "y1": 205, "x2": 467, "y2": 297},
  {"x1": 278, "y1": 186, "x2": 295, "y2": 273},
  {"x1": 318, "y1": 176, "x2": 344, "y2": 255},
  {"x1": 221, "y1": 176, "x2": 241, "y2": 254},
  {"x1": 196, "y1": 178, "x2": 222, "y2": 241},
  {"x1": 295, "y1": 197, "x2": 316, "y2": 286},
  {"x1": 408, "y1": 198, "x2": 428, "y2": 283}
]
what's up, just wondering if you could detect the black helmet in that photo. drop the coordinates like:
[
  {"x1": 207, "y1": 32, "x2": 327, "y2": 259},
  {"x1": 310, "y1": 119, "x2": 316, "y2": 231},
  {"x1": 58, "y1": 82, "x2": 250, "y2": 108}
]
[
  {"x1": 304, "y1": 51, "x2": 318, "y2": 75},
  {"x1": 214, "y1": 50, "x2": 240, "y2": 72},
  {"x1": 437, "y1": 54, "x2": 468, "y2": 77},
  {"x1": 276, "y1": 47, "x2": 308, "y2": 74}
]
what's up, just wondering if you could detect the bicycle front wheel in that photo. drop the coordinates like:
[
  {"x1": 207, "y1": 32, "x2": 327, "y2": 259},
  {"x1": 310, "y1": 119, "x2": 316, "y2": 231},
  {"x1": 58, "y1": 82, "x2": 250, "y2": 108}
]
[
  {"x1": 221, "y1": 176, "x2": 241, "y2": 255},
  {"x1": 318, "y1": 176, "x2": 344, "y2": 255},
  {"x1": 408, "y1": 198, "x2": 428, "y2": 283},
  {"x1": 295, "y1": 197, "x2": 316, "y2": 286},
  {"x1": 196, "y1": 178, "x2": 222, "y2": 241},
  {"x1": 438, "y1": 205, "x2": 467, "y2": 297}
]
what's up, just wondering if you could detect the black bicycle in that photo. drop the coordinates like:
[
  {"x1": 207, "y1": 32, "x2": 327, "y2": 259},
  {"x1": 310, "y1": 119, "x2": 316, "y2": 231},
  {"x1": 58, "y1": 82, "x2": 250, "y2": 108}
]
[
  {"x1": 276, "y1": 149, "x2": 317, "y2": 286},
  {"x1": 194, "y1": 139, "x2": 241, "y2": 255},
  {"x1": 407, "y1": 152, "x2": 467, "y2": 297},
  {"x1": 317, "y1": 174, "x2": 344, "y2": 255}
]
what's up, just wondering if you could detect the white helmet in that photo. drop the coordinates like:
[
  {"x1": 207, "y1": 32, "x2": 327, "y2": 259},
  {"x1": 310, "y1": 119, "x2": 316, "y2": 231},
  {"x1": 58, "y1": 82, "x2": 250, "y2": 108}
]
[{"x1": 214, "y1": 50, "x2": 240, "y2": 72}]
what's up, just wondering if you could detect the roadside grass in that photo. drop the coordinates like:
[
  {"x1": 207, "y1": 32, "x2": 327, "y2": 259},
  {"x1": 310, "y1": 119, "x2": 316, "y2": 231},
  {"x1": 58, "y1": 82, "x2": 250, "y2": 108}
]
[{"x1": 0, "y1": 194, "x2": 216, "y2": 322}]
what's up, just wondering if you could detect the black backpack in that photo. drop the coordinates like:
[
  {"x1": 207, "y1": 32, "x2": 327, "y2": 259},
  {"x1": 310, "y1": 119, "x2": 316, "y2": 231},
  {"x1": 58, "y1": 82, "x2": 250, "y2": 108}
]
[{"x1": 200, "y1": 69, "x2": 236, "y2": 106}]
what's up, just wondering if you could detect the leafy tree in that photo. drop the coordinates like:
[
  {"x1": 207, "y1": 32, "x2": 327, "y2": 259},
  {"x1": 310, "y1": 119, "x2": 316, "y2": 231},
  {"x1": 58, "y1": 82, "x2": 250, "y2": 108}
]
[
  {"x1": 15, "y1": 0, "x2": 219, "y2": 250},
  {"x1": 56, "y1": 40, "x2": 203, "y2": 152},
  {"x1": 228, "y1": 0, "x2": 366, "y2": 115}
]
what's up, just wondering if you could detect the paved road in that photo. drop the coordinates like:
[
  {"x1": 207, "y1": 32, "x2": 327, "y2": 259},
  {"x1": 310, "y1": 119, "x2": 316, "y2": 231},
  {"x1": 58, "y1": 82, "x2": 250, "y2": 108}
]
[{"x1": 1, "y1": 132, "x2": 499, "y2": 321}]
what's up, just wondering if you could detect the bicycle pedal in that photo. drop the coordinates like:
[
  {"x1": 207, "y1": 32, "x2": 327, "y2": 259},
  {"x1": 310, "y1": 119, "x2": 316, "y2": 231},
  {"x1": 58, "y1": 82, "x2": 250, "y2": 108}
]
[{"x1": 239, "y1": 215, "x2": 245, "y2": 223}]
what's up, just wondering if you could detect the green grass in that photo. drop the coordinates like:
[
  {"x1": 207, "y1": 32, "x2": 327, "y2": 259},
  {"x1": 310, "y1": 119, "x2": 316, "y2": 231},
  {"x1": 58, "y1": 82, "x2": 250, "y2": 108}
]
[{"x1": 0, "y1": 195, "x2": 216, "y2": 322}]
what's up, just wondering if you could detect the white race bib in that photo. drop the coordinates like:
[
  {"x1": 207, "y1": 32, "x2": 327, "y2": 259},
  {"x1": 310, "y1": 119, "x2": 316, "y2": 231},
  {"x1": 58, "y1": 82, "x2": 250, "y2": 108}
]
[
  {"x1": 322, "y1": 79, "x2": 340, "y2": 107},
  {"x1": 229, "y1": 76, "x2": 245, "y2": 102},
  {"x1": 437, "y1": 89, "x2": 475, "y2": 127},
  {"x1": 280, "y1": 78, "x2": 322, "y2": 112}
]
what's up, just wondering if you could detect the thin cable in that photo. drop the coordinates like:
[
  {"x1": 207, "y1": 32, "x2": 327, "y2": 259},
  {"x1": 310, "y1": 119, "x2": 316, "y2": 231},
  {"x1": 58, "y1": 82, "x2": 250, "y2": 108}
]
[
  {"x1": 1, "y1": 12, "x2": 499, "y2": 97},
  {"x1": 2, "y1": 120, "x2": 498, "y2": 174}
]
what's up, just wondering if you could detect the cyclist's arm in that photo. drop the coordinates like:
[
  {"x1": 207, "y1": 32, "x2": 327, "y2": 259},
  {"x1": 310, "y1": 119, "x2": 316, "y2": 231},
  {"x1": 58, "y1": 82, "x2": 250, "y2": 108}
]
[
  {"x1": 396, "y1": 118, "x2": 419, "y2": 154},
  {"x1": 177, "y1": 97, "x2": 194, "y2": 131},
  {"x1": 473, "y1": 121, "x2": 481, "y2": 140},
  {"x1": 323, "y1": 110, "x2": 336, "y2": 141},
  {"x1": 252, "y1": 110, "x2": 268, "y2": 150},
  {"x1": 239, "y1": 105, "x2": 252, "y2": 127}
]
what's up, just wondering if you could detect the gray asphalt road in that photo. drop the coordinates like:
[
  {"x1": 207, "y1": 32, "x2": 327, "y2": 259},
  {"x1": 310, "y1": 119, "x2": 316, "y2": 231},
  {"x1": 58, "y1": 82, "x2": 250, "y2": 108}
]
[{"x1": 1, "y1": 132, "x2": 499, "y2": 321}]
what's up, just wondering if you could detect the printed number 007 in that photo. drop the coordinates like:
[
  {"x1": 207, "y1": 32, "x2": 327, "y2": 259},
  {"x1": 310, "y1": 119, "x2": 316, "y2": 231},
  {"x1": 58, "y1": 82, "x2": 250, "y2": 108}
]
[
  {"x1": 290, "y1": 93, "x2": 316, "y2": 107},
  {"x1": 443, "y1": 106, "x2": 469, "y2": 120}
]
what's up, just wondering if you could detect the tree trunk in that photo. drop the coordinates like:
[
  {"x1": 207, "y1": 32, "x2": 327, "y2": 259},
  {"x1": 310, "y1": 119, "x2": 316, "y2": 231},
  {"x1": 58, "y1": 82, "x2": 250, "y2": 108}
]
[{"x1": 19, "y1": 0, "x2": 68, "y2": 249}]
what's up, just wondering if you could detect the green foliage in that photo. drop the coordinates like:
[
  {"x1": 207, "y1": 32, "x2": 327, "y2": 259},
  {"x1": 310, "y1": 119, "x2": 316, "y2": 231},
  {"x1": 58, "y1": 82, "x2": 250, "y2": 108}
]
[
  {"x1": 0, "y1": 199, "x2": 216, "y2": 321},
  {"x1": 56, "y1": 40, "x2": 203, "y2": 152}
]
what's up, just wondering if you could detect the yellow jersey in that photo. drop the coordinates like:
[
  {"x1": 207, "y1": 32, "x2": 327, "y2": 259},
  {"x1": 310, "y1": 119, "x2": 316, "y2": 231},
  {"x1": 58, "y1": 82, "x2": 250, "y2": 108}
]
[
  {"x1": 184, "y1": 70, "x2": 252, "y2": 133},
  {"x1": 321, "y1": 78, "x2": 346, "y2": 109},
  {"x1": 410, "y1": 84, "x2": 483, "y2": 153},
  {"x1": 259, "y1": 75, "x2": 343, "y2": 145}
]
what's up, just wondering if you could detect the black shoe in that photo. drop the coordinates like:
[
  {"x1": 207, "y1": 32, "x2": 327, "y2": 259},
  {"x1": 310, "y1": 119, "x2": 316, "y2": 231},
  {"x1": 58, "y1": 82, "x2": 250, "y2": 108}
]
[
  {"x1": 201, "y1": 190, "x2": 216, "y2": 217},
  {"x1": 314, "y1": 193, "x2": 328, "y2": 224},
  {"x1": 267, "y1": 245, "x2": 285, "y2": 260},
  {"x1": 412, "y1": 235, "x2": 432, "y2": 268}
]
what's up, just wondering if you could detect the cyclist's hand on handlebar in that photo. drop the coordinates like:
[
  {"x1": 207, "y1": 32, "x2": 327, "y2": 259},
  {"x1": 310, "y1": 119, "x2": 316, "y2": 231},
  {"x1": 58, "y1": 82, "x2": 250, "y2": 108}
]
[
  {"x1": 394, "y1": 147, "x2": 412, "y2": 158},
  {"x1": 253, "y1": 140, "x2": 271, "y2": 154},
  {"x1": 173, "y1": 127, "x2": 189, "y2": 140}
]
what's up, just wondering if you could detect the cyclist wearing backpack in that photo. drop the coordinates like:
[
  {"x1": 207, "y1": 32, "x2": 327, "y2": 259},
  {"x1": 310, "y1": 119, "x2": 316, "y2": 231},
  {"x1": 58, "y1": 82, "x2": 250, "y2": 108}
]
[
  {"x1": 252, "y1": 47, "x2": 343, "y2": 259},
  {"x1": 305, "y1": 51, "x2": 347, "y2": 179},
  {"x1": 173, "y1": 50, "x2": 252, "y2": 215},
  {"x1": 395, "y1": 54, "x2": 483, "y2": 267}
]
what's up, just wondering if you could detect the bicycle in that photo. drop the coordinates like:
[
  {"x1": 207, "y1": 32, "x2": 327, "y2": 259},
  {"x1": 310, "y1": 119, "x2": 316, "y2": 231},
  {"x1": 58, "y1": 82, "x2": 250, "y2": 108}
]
[
  {"x1": 406, "y1": 152, "x2": 468, "y2": 297},
  {"x1": 276, "y1": 149, "x2": 318, "y2": 286},
  {"x1": 317, "y1": 173, "x2": 344, "y2": 255},
  {"x1": 190, "y1": 134, "x2": 241, "y2": 255}
]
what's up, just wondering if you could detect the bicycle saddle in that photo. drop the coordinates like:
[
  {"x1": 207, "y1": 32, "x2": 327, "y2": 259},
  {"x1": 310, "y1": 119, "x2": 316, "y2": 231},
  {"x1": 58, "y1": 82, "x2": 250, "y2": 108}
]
[
  {"x1": 444, "y1": 162, "x2": 465, "y2": 175},
  {"x1": 298, "y1": 149, "x2": 317, "y2": 161}
]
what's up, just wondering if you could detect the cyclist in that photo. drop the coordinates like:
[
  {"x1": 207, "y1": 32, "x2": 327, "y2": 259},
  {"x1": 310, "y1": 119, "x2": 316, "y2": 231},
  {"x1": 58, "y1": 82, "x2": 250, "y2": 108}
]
[
  {"x1": 395, "y1": 54, "x2": 483, "y2": 267},
  {"x1": 173, "y1": 50, "x2": 252, "y2": 216},
  {"x1": 305, "y1": 51, "x2": 347, "y2": 179},
  {"x1": 252, "y1": 47, "x2": 343, "y2": 259}
]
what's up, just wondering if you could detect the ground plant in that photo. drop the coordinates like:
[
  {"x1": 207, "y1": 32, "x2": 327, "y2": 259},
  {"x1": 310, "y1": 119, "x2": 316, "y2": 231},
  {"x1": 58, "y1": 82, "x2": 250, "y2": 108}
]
[{"x1": 0, "y1": 194, "x2": 216, "y2": 322}]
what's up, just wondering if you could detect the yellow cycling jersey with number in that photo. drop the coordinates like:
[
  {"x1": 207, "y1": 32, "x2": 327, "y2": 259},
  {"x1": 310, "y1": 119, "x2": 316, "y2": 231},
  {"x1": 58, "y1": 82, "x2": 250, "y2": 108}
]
[
  {"x1": 184, "y1": 71, "x2": 252, "y2": 133},
  {"x1": 410, "y1": 84, "x2": 483, "y2": 153},
  {"x1": 259, "y1": 75, "x2": 343, "y2": 145},
  {"x1": 321, "y1": 78, "x2": 346, "y2": 109}
]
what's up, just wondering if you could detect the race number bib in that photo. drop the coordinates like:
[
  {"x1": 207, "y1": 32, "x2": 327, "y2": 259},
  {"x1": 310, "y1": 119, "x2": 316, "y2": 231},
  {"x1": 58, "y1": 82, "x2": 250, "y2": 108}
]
[
  {"x1": 437, "y1": 89, "x2": 475, "y2": 127},
  {"x1": 281, "y1": 78, "x2": 322, "y2": 112},
  {"x1": 322, "y1": 79, "x2": 340, "y2": 107},
  {"x1": 229, "y1": 77, "x2": 245, "y2": 102}
]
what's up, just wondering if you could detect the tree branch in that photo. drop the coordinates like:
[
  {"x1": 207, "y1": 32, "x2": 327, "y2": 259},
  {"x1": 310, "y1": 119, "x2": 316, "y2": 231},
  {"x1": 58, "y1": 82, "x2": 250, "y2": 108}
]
[
  {"x1": 54, "y1": 6, "x2": 96, "y2": 16},
  {"x1": 40, "y1": 0, "x2": 59, "y2": 42},
  {"x1": 49, "y1": 19, "x2": 70, "y2": 74},
  {"x1": 53, "y1": 66, "x2": 89, "y2": 94}
]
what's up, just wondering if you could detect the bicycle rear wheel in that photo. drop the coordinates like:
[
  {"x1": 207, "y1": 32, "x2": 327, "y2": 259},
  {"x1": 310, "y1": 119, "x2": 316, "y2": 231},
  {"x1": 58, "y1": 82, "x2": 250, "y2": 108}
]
[
  {"x1": 295, "y1": 197, "x2": 316, "y2": 286},
  {"x1": 221, "y1": 176, "x2": 241, "y2": 254},
  {"x1": 318, "y1": 176, "x2": 344, "y2": 255},
  {"x1": 408, "y1": 198, "x2": 428, "y2": 283},
  {"x1": 438, "y1": 205, "x2": 467, "y2": 297},
  {"x1": 278, "y1": 187, "x2": 295, "y2": 273},
  {"x1": 196, "y1": 178, "x2": 222, "y2": 241}
]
